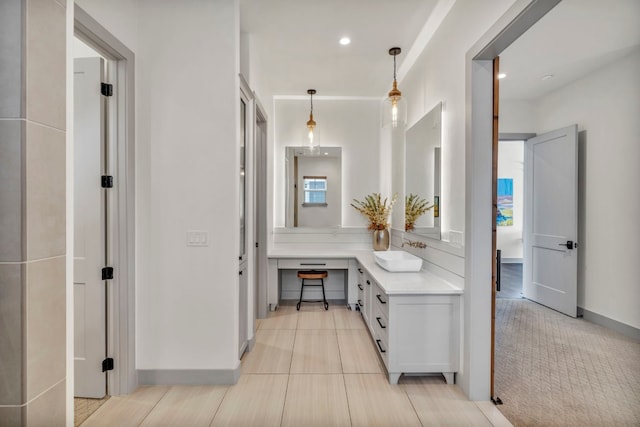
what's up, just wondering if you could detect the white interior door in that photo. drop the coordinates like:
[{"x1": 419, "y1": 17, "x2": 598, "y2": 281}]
[
  {"x1": 523, "y1": 125, "x2": 578, "y2": 317},
  {"x1": 74, "y1": 57, "x2": 107, "y2": 398}
]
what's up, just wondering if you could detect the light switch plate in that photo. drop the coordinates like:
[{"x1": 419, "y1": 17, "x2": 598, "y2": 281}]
[{"x1": 187, "y1": 231, "x2": 208, "y2": 247}]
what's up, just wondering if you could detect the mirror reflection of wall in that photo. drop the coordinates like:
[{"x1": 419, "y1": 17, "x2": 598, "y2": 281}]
[
  {"x1": 285, "y1": 147, "x2": 342, "y2": 227},
  {"x1": 405, "y1": 102, "x2": 442, "y2": 239}
]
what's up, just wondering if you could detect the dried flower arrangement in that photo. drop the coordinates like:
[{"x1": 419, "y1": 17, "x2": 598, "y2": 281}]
[
  {"x1": 351, "y1": 193, "x2": 398, "y2": 231},
  {"x1": 405, "y1": 193, "x2": 433, "y2": 231}
]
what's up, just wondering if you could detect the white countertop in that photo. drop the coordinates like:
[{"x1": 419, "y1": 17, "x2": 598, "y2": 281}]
[{"x1": 268, "y1": 248, "x2": 462, "y2": 296}]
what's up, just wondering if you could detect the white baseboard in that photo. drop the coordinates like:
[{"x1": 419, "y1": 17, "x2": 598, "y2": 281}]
[
  {"x1": 137, "y1": 368, "x2": 241, "y2": 386},
  {"x1": 577, "y1": 307, "x2": 640, "y2": 341}
]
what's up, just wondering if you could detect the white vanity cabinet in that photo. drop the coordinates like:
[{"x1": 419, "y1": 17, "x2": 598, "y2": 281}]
[
  {"x1": 267, "y1": 251, "x2": 461, "y2": 385},
  {"x1": 365, "y1": 270, "x2": 460, "y2": 385}
]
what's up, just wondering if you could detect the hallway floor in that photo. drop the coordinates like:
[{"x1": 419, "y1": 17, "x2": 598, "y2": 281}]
[
  {"x1": 80, "y1": 302, "x2": 510, "y2": 426},
  {"x1": 495, "y1": 298, "x2": 640, "y2": 426},
  {"x1": 496, "y1": 264, "x2": 522, "y2": 299}
]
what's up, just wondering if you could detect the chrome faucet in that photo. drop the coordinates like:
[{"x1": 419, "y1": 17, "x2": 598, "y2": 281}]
[{"x1": 402, "y1": 239, "x2": 427, "y2": 249}]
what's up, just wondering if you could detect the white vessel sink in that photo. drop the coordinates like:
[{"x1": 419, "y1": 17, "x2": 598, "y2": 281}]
[{"x1": 374, "y1": 251, "x2": 423, "y2": 272}]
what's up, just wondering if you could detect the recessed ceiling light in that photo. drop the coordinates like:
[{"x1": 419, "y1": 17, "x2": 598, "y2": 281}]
[
  {"x1": 497, "y1": 73, "x2": 507, "y2": 79},
  {"x1": 542, "y1": 74, "x2": 554, "y2": 81},
  {"x1": 324, "y1": 152, "x2": 329, "y2": 155},
  {"x1": 339, "y1": 37, "x2": 351, "y2": 45}
]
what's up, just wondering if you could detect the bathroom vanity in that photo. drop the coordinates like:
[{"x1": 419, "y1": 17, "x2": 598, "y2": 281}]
[{"x1": 267, "y1": 249, "x2": 461, "y2": 384}]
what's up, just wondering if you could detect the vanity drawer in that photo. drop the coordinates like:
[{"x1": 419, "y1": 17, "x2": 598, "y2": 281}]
[
  {"x1": 278, "y1": 258, "x2": 349, "y2": 269},
  {"x1": 372, "y1": 305, "x2": 389, "y2": 345},
  {"x1": 373, "y1": 329, "x2": 389, "y2": 368},
  {"x1": 373, "y1": 281, "x2": 389, "y2": 319},
  {"x1": 357, "y1": 280, "x2": 365, "y2": 313}
]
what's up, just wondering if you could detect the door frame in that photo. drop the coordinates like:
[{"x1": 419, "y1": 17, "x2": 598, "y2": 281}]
[
  {"x1": 73, "y1": 4, "x2": 136, "y2": 397},
  {"x1": 463, "y1": 0, "x2": 561, "y2": 400},
  {"x1": 254, "y1": 101, "x2": 269, "y2": 320}
]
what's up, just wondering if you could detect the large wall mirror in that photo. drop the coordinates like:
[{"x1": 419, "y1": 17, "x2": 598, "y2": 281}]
[
  {"x1": 405, "y1": 102, "x2": 441, "y2": 239},
  {"x1": 285, "y1": 146, "x2": 342, "y2": 228}
]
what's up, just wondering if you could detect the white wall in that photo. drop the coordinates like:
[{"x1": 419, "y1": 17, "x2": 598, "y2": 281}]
[
  {"x1": 274, "y1": 98, "x2": 382, "y2": 228},
  {"x1": 499, "y1": 99, "x2": 535, "y2": 133},
  {"x1": 76, "y1": 0, "x2": 242, "y2": 372},
  {"x1": 534, "y1": 49, "x2": 640, "y2": 330},
  {"x1": 76, "y1": 0, "x2": 139, "y2": 54},
  {"x1": 297, "y1": 156, "x2": 341, "y2": 227},
  {"x1": 135, "y1": 0, "x2": 240, "y2": 369},
  {"x1": 397, "y1": 0, "x2": 519, "y2": 241},
  {"x1": 496, "y1": 141, "x2": 524, "y2": 260}
]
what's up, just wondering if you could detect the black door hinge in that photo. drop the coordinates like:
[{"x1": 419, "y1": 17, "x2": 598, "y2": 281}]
[
  {"x1": 101, "y1": 175, "x2": 113, "y2": 188},
  {"x1": 102, "y1": 358, "x2": 114, "y2": 372},
  {"x1": 101, "y1": 83, "x2": 113, "y2": 97},
  {"x1": 102, "y1": 267, "x2": 114, "y2": 280}
]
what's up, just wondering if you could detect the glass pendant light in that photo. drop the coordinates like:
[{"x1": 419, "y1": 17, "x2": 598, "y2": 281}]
[
  {"x1": 382, "y1": 47, "x2": 406, "y2": 129},
  {"x1": 306, "y1": 89, "x2": 319, "y2": 153}
]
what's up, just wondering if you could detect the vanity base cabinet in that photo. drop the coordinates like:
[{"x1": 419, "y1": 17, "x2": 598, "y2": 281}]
[{"x1": 371, "y1": 289, "x2": 460, "y2": 385}]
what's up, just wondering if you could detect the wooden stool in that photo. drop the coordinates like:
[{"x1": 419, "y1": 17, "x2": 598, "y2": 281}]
[{"x1": 296, "y1": 270, "x2": 329, "y2": 311}]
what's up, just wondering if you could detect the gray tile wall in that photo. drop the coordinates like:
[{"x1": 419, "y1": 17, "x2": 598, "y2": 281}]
[{"x1": 0, "y1": 0, "x2": 67, "y2": 425}]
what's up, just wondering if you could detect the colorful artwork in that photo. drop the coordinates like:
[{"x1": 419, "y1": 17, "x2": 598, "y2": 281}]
[{"x1": 497, "y1": 178, "x2": 514, "y2": 226}]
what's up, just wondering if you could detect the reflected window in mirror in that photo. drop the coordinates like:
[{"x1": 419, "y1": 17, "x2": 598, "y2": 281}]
[
  {"x1": 405, "y1": 102, "x2": 442, "y2": 240},
  {"x1": 303, "y1": 176, "x2": 327, "y2": 205}
]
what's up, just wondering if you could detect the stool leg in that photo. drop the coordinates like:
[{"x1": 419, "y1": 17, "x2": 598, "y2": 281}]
[
  {"x1": 296, "y1": 278, "x2": 304, "y2": 311},
  {"x1": 321, "y1": 278, "x2": 329, "y2": 310}
]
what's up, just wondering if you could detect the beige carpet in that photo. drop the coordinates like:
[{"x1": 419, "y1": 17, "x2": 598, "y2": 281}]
[{"x1": 495, "y1": 298, "x2": 640, "y2": 426}]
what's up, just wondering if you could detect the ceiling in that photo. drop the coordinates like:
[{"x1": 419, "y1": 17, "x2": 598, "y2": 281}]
[
  {"x1": 499, "y1": 0, "x2": 640, "y2": 101},
  {"x1": 240, "y1": 0, "x2": 439, "y2": 97},
  {"x1": 240, "y1": 0, "x2": 640, "y2": 100}
]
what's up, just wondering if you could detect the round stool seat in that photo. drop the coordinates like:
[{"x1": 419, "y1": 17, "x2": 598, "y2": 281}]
[
  {"x1": 297, "y1": 270, "x2": 328, "y2": 280},
  {"x1": 296, "y1": 270, "x2": 329, "y2": 311}
]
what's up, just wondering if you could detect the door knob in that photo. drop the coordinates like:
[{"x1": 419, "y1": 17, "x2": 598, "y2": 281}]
[{"x1": 558, "y1": 240, "x2": 574, "y2": 250}]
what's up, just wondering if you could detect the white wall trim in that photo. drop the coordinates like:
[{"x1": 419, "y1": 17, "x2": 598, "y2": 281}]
[
  {"x1": 577, "y1": 307, "x2": 640, "y2": 342},
  {"x1": 74, "y1": 4, "x2": 137, "y2": 396},
  {"x1": 137, "y1": 368, "x2": 241, "y2": 386},
  {"x1": 398, "y1": 0, "x2": 457, "y2": 82},
  {"x1": 463, "y1": 0, "x2": 561, "y2": 401}
]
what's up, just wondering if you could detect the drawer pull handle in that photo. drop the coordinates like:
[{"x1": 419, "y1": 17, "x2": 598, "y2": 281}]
[
  {"x1": 300, "y1": 263, "x2": 326, "y2": 266},
  {"x1": 376, "y1": 339, "x2": 386, "y2": 353},
  {"x1": 358, "y1": 284, "x2": 364, "y2": 290},
  {"x1": 376, "y1": 294, "x2": 387, "y2": 304},
  {"x1": 366, "y1": 280, "x2": 371, "y2": 285},
  {"x1": 358, "y1": 300, "x2": 363, "y2": 307},
  {"x1": 376, "y1": 317, "x2": 386, "y2": 329}
]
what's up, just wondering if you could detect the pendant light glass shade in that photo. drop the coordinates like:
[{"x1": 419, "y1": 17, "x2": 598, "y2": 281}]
[
  {"x1": 306, "y1": 89, "x2": 319, "y2": 153},
  {"x1": 382, "y1": 47, "x2": 406, "y2": 129}
]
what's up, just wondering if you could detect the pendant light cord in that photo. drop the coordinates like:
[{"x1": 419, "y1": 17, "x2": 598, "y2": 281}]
[
  {"x1": 310, "y1": 92, "x2": 313, "y2": 114},
  {"x1": 393, "y1": 53, "x2": 397, "y2": 80}
]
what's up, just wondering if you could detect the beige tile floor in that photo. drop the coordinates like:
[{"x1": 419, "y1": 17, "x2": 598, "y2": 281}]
[
  {"x1": 80, "y1": 302, "x2": 511, "y2": 426},
  {"x1": 74, "y1": 396, "x2": 110, "y2": 426}
]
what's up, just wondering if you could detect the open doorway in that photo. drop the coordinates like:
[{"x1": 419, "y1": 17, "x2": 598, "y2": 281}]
[
  {"x1": 484, "y1": 0, "x2": 640, "y2": 425},
  {"x1": 72, "y1": 5, "x2": 137, "y2": 424},
  {"x1": 73, "y1": 37, "x2": 111, "y2": 419},
  {"x1": 496, "y1": 138, "x2": 525, "y2": 300}
]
